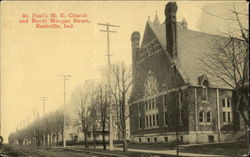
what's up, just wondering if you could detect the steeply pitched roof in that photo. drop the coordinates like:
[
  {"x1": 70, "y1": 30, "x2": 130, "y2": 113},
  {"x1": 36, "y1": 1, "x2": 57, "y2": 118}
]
[{"x1": 147, "y1": 21, "x2": 232, "y2": 89}]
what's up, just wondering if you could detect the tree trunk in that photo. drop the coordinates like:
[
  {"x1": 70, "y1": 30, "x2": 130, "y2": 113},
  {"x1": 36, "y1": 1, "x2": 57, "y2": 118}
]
[
  {"x1": 84, "y1": 131, "x2": 88, "y2": 149},
  {"x1": 176, "y1": 130, "x2": 179, "y2": 157},
  {"x1": 93, "y1": 127, "x2": 96, "y2": 150},
  {"x1": 102, "y1": 122, "x2": 106, "y2": 150},
  {"x1": 56, "y1": 134, "x2": 59, "y2": 146},
  {"x1": 122, "y1": 100, "x2": 127, "y2": 152},
  {"x1": 246, "y1": 127, "x2": 250, "y2": 155},
  {"x1": 122, "y1": 130, "x2": 128, "y2": 152}
]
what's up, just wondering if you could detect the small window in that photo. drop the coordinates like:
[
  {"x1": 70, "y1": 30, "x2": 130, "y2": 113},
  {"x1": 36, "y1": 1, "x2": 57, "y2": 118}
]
[
  {"x1": 164, "y1": 137, "x2": 168, "y2": 143},
  {"x1": 199, "y1": 111, "x2": 204, "y2": 123},
  {"x1": 223, "y1": 112, "x2": 226, "y2": 123},
  {"x1": 228, "y1": 112, "x2": 231, "y2": 122},
  {"x1": 149, "y1": 100, "x2": 151, "y2": 110},
  {"x1": 145, "y1": 101, "x2": 148, "y2": 110},
  {"x1": 138, "y1": 115, "x2": 142, "y2": 129},
  {"x1": 227, "y1": 98, "x2": 231, "y2": 107},
  {"x1": 206, "y1": 111, "x2": 212, "y2": 123},
  {"x1": 202, "y1": 87, "x2": 208, "y2": 101},
  {"x1": 154, "y1": 98, "x2": 157, "y2": 108},
  {"x1": 156, "y1": 113, "x2": 159, "y2": 126},
  {"x1": 147, "y1": 138, "x2": 150, "y2": 143},
  {"x1": 180, "y1": 136, "x2": 183, "y2": 142},
  {"x1": 88, "y1": 132, "x2": 91, "y2": 138},
  {"x1": 74, "y1": 135, "x2": 78, "y2": 141},
  {"x1": 139, "y1": 138, "x2": 142, "y2": 143},
  {"x1": 222, "y1": 98, "x2": 226, "y2": 107},
  {"x1": 164, "y1": 112, "x2": 168, "y2": 126},
  {"x1": 153, "y1": 114, "x2": 156, "y2": 126},
  {"x1": 149, "y1": 115, "x2": 152, "y2": 127},
  {"x1": 154, "y1": 137, "x2": 157, "y2": 143},
  {"x1": 208, "y1": 135, "x2": 214, "y2": 143}
]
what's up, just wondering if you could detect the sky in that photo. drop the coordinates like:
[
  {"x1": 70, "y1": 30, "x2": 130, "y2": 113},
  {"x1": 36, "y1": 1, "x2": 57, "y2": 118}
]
[{"x1": 0, "y1": 0, "x2": 248, "y2": 142}]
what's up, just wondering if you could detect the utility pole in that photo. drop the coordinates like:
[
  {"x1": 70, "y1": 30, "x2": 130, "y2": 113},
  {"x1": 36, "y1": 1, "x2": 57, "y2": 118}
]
[
  {"x1": 58, "y1": 74, "x2": 71, "y2": 148},
  {"x1": 40, "y1": 97, "x2": 48, "y2": 115},
  {"x1": 40, "y1": 97, "x2": 48, "y2": 146},
  {"x1": 32, "y1": 109, "x2": 36, "y2": 121},
  {"x1": 97, "y1": 22, "x2": 119, "y2": 151},
  {"x1": 27, "y1": 116, "x2": 30, "y2": 126}
]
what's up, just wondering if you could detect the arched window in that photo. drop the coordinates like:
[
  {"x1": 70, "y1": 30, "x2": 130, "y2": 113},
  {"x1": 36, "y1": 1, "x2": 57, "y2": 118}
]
[
  {"x1": 222, "y1": 97, "x2": 232, "y2": 124},
  {"x1": 202, "y1": 86, "x2": 208, "y2": 101},
  {"x1": 199, "y1": 110, "x2": 205, "y2": 123},
  {"x1": 138, "y1": 113, "x2": 142, "y2": 129},
  {"x1": 144, "y1": 71, "x2": 159, "y2": 97},
  {"x1": 201, "y1": 79, "x2": 209, "y2": 101},
  {"x1": 206, "y1": 111, "x2": 212, "y2": 123}
]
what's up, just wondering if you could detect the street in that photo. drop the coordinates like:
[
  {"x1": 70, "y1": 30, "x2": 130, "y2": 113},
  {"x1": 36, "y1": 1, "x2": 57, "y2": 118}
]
[{"x1": 1, "y1": 145, "x2": 93, "y2": 157}]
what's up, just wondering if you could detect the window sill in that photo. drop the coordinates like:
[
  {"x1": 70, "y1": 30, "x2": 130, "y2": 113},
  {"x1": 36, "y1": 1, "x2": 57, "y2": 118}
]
[
  {"x1": 223, "y1": 122, "x2": 233, "y2": 125},
  {"x1": 199, "y1": 122, "x2": 206, "y2": 125},
  {"x1": 206, "y1": 123, "x2": 213, "y2": 126},
  {"x1": 145, "y1": 126, "x2": 159, "y2": 130},
  {"x1": 201, "y1": 100, "x2": 209, "y2": 104}
]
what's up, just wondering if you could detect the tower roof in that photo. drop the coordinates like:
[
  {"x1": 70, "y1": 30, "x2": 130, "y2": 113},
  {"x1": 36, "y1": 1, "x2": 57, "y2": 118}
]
[{"x1": 153, "y1": 11, "x2": 160, "y2": 24}]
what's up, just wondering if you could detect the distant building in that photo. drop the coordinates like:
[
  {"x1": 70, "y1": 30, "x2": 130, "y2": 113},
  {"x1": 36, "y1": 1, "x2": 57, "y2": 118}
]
[{"x1": 129, "y1": 2, "x2": 243, "y2": 144}]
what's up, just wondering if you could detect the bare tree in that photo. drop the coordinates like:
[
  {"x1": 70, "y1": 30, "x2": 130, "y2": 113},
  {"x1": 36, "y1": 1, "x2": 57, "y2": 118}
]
[
  {"x1": 109, "y1": 63, "x2": 132, "y2": 152},
  {"x1": 201, "y1": 6, "x2": 249, "y2": 154},
  {"x1": 95, "y1": 83, "x2": 109, "y2": 150},
  {"x1": 71, "y1": 84, "x2": 91, "y2": 149},
  {"x1": 88, "y1": 82, "x2": 100, "y2": 150}
]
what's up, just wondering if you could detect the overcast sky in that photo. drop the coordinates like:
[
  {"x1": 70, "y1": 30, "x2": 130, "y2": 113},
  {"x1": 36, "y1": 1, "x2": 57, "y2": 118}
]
[{"x1": 1, "y1": 1, "x2": 247, "y2": 141}]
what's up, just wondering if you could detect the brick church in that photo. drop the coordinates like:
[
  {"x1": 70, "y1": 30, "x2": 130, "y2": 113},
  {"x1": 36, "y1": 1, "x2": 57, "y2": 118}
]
[{"x1": 129, "y1": 2, "x2": 243, "y2": 143}]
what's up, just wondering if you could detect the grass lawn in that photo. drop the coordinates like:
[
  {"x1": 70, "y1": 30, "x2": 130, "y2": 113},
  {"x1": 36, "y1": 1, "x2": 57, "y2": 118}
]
[{"x1": 181, "y1": 141, "x2": 247, "y2": 157}]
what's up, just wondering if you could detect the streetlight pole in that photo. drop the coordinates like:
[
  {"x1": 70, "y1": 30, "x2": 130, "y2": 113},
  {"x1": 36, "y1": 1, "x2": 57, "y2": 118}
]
[
  {"x1": 97, "y1": 22, "x2": 119, "y2": 151},
  {"x1": 58, "y1": 75, "x2": 71, "y2": 148}
]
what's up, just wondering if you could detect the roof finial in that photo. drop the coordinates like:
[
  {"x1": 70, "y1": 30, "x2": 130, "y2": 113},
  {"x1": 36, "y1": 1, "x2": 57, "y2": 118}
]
[
  {"x1": 153, "y1": 10, "x2": 160, "y2": 24},
  {"x1": 181, "y1": 17, "x2": 188, "y2": 29},
  {"x1": 148, "y1": 16, "x2": 150, "y2": 22}
]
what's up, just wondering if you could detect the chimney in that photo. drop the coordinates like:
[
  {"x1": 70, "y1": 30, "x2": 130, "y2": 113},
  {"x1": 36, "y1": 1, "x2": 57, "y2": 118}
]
[
  {"x1": 165, "y1": 2, "x2": 178, "y2": 61},
  {"x1": 131, "y1": 31, "x2": 140, "y2": 79}
]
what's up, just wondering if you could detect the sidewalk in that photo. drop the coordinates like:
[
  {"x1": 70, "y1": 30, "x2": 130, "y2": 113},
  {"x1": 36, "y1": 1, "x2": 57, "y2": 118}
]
[{"x1": 67, "y1": 145, "x2": 227, "y2": 157}]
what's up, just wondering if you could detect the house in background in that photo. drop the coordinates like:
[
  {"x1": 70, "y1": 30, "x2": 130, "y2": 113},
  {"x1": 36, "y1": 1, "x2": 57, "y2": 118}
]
[{"x1": 129, "y1": 2, "x2": 243, "y2": 144}]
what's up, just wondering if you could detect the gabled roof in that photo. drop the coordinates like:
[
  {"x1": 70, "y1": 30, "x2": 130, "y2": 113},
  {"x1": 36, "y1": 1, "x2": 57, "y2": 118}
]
[{"x1": 146, "y1": 21, "x2": 232, "y2": 89}]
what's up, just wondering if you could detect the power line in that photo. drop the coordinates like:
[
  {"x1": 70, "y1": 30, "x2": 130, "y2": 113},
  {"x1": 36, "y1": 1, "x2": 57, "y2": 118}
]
[
  {"x1": 58, "y1": 74, "x2": 71, "y2": 148},
  {"x1": 97, "y1": 22, "x2": 120, "y2": 151}
]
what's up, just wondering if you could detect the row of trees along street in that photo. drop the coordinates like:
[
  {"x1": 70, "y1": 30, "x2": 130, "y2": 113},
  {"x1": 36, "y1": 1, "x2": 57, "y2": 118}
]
[
  {"x1": 8, "y1": 110, "x2": 64, "y2": 146},
  {"x1": 9, "y1": 62, "x2": 132, "y2": 152},
  {"x1": 71, "y1": 63, "x2": 131, "y2": 152}
]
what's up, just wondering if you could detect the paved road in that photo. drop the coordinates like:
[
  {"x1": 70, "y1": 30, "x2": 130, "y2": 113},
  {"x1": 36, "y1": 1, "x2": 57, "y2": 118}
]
[{"x1": 1, "y1": 145, "x2": 92, "y2": 157}]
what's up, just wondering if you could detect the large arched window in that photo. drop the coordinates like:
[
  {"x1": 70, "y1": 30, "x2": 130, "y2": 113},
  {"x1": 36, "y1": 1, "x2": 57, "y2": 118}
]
[{"x1": 144, "y1": 71, "x2": 159, "y2": 97}]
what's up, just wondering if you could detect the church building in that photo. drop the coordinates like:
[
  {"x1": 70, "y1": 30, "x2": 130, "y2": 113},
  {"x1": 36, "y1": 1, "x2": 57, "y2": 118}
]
[{"x1": 129, "y1": 2, "x2": 243, "y2": 144}]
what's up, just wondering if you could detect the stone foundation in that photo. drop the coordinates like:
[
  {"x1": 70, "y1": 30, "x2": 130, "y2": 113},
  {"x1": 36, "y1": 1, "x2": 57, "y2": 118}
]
[{"x1": 131, "y1": 131, "x2": 244, "y2": 144}]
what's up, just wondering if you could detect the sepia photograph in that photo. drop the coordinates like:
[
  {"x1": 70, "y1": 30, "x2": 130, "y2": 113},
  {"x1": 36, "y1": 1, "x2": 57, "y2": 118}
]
[{"x1": 0, "y1": 0, "x2": 249, "y2": 157}]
